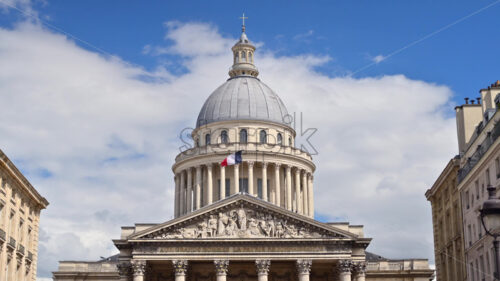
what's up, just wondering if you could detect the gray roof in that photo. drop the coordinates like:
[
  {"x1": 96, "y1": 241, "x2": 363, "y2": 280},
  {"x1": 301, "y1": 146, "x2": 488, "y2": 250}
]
[{"x1": 196, "y1": 76, "x2": 290, "y2": 128}]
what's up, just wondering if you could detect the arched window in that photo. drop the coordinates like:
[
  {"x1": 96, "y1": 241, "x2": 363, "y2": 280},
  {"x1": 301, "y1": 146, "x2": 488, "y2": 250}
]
[
  {"x1": 248, "y1": 52, "x2": 253, "y2": 62},
  {"x1": 277, "y1": 133, "x2": 282, "y2": 145},
  {"x1": 289, "y1": 137, "x2": 292, "y2": 146},
  {"x1": 242, "y1": 51, "x2": 247, "y2": 61},
  {"x1": 205, "y1": 134, "x2": 211, "y2": 145},
  {"x1": 221, "y1": 130, "x2": 229, "y2": 144},
  {"x1": 195, "y1": 138, "x2": 199, "y2": 147},
  {"x1": 259, "y1": 130, "x2": 267, "y2": 144},
  {"x1": 240, "y1": 129, "x2": 248, "y2": 143}
]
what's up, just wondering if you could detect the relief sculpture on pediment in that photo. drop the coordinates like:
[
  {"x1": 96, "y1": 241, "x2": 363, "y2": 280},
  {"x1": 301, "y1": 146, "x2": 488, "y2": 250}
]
[{"x1": 150, "y1": 207, "x2": 328, "y2": 239}]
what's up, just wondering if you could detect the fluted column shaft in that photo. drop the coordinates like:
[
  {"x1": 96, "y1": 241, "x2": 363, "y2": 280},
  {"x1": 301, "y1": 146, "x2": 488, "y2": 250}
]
[
  {"x1": 174, "y1": 175, "x2": 180, "y2": 217},
  {"x1": 302, "y1": 171, "x2": 308, "y2": 216},
  {"x1": 195, "y1": 166, "x2": 202, "y2": 210},
  {"x1": 295, "y1": 169, "x2": 302, "y2": 213},
  {"x1": 274, "y1": 164, "x2": 281, "y2": 207},
  {"x1": 180, "y1": 171, "x2": 186, "y2": 215},
  {"x1": 220, "y1": 166, "x2": 226, "y2": 199},
  {"x1": 308, "y1": 174, "x2": 314, "y2": 218},
  {"x1": 248, "y1": 162, "x2": 254, "y2": 196},
  {"x1": 286, "y1": 166, "x2": 292, "y2": 211},
  {"x1": 207, "y1": 164, "x2": 213, "y2": 205},
  {"x1": 233, "y1": 164, "x2": 239, "y2": 195},
  {"x1": 262, "y1": 163, "x2": 268, "y2": 201},
  {"x1": 187, "y1": 168, "x2": 193, "y2": 212}
]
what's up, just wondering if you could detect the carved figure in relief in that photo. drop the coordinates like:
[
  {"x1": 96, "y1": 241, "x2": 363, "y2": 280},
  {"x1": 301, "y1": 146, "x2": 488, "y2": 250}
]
[
  {"x1": 275, "y1": 222, "x2": 284, "y2": 238},
  {"x1": 248, "y1": 218, "x2": 260, "y2": 235},
  {"x1": 236, "y1": 208, "x2": 247, "y2": 230},
  {"x1": 225, "y1": 217, "x2": 237, "y2": 236},
  {"x1": 218, "y1": 212, "x2": 229, "y2": 235},
  {"x1": 208, "y1": 215, "x2": 218, "y2": 237},
  {"x1": 266, "y1": 217, "x2": 276, "y2": 237},
  {"x1": 197, "y1": 221, "x2": 210, "y2": 238}
]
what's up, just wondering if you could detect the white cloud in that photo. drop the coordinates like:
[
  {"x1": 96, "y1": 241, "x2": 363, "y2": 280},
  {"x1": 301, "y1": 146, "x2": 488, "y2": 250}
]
[
  {"x1": 0, "y1": 20, "x2": 456, "y2": 278},
  {"x1": 372, "y1": 54, "x2": 386, "y2": 63}
]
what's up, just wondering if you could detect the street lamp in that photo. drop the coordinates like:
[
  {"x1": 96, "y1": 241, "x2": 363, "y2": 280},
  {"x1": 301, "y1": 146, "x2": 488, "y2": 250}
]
[{"x1": 480, "y1": 185, "x2": 500, "y2": 280}]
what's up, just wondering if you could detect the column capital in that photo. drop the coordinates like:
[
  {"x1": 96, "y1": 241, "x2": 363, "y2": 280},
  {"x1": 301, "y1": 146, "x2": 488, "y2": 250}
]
[
  {"x1": 131, "y1": 260, "x2": 146, "y2": 276},
  {"x1": 296, "y1": 259, "x2": 312, "y2": 274},
  {"x1": 274, "y1": 163, "x2": 281, "y2": 169},
  {"x1": 262, "y1": 162, "x2": 268, "y2": 168},
  {"x1": 247, "y1": 161, "x2": 254, "y2": 167},
  {"x1": 172, "y1": 260, "x2": 189, "y2": 276},
  {"x1": 353, "y1": 261, "x2": 366, "y2": 275},
  {"x1": 206, "y1": 163, "x2": 213, "y2": 170},
  {"x1": 286, "y1": 165, "x2": 292, "y2": 171},
  {"x1": 117, "y1": 261, "x2": 132, "y2": 277},
  {"x1": 214, "y1": 259, "x2": 229, "y2": 276},
  {"x1": 255, "y1": 259, "x2": 271, "y2": 275},
  {"x1": 337, "y1": 260, "x2": 352, "y2": 273}
]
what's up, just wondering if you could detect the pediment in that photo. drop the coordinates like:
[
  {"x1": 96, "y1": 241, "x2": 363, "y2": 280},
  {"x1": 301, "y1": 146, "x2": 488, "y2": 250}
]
[{"x1": 129, "y1": 194, "x2": 357, "y2": 240}]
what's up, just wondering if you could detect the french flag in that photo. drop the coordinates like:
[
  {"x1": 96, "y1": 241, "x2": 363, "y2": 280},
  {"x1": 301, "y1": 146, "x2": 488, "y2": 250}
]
[{"x1": 221, "y1": 151, "x2": 243, "y2": 167}]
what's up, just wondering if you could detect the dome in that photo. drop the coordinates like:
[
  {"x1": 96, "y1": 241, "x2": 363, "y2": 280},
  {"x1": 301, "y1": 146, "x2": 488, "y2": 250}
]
[{"x1": 196, "y1": 76, "x2": 290, "y2": 128}]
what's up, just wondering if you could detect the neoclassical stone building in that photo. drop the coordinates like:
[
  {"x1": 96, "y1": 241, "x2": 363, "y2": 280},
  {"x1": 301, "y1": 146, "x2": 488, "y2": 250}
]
[
  {"x1": 0, "y1": 149, "x2": 49, "y2": 281},
  {"x1": 53, "y1": 24, "x2": 434, "y2": 281}
]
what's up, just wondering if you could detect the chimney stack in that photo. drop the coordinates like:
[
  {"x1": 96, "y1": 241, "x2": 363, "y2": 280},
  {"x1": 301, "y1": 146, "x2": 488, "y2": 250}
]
[{"x1": 465, "y1": 97, "x2": 469, "y2": 104}]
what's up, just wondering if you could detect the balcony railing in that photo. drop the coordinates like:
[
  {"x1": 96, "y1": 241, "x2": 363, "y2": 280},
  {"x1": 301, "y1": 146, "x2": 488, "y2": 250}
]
[
  {"x1": 0, "y1": 228, "x2": 5, "y2": 242},
  {"x1": 458, "y1": 120, "x2": 500, "y2": 183},
  {"x1": 7, "y1": 237, "x2": 16, "y2": 250},
  {"x1": 17, "y1": 244, "x2": 25, "y2": 256},
  {"x1": 26, "y1": 251, "x2": 33, "y2": 262}
]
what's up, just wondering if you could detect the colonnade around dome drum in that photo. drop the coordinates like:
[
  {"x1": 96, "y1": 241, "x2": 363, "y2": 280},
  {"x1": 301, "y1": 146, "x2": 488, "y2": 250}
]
[{"x1": 174, "y1": 160, "x2": 314, "y2": 218}]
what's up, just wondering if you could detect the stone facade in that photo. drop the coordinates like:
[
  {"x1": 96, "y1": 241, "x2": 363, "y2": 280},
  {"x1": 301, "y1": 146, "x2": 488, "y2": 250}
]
[
  {"x1": 0, "y1": 149, "x2": 49, "y2": 281},
  {"x1": 425, "y1": 157, "x2": 466, "y2": 281}
]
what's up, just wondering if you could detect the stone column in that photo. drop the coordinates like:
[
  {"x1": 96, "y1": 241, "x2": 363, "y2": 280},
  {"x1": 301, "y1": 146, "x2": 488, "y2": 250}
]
[
  {"x1": 286, "y1": 165, "x2": 292, "y2": 211},
  {"x1": 187, "y1": 168, "x2": 193, "y2": 213},
  {"x1": 195, "y1": 166, "x2": 202, "y2": 210},
  {"x1": 302, "y1": 171, "x2": 308, "y2": 216},
  {"x1": 274, "y1": 164, "x2": 281, "y2": 207},
  {"x1": 220, "y1": 166, "x2": 226, "y2": 199},
  {"x1": 337, "y1": 260, "x2": 352, "y2": 281},
  {"x1": 255, "y1": 259, "x2": 271, "y2": 281},
  {"x1": 295, "y1": 168, "x2": 302, "y2": 213},
  {"x1": 296, "y1": 259, "x2": 312, "y2": 281},
  {"x1": 214, "y1": 260, "x2": 229, "y2": 281},
  {"x1": 172, "y1": 260, "x2": 188, "y2": 281},
  {"x1": 180, "y1": 171, "x2": 186, "y2": 215},
  {"x1": 233, "y1": 164, "x2": 239, "y2": 195},
  {"x1": 308, "y1": 174, "x2": 314, "y2": 218},
  {"x1": 353, "y1": 262, "x2": 366, "y2": 281},
  {"x1": 174, "y1": 174, "x2": 180, "y2": 217},
  {"x1": 117, "y1": 262, "x2": 131, "y2": 281},
  {"x1": 207, "y1": 164, "x2": 213, "y2": 205},
  {"x1": 248, "y1": 161, "x2": 254, "y2": 196},
  {"x1": 131, "y1": 260, "x2": 146, "y2": 281},
  {"x1": 262, "y1": 163, "x2": 268, "y2": 201}
]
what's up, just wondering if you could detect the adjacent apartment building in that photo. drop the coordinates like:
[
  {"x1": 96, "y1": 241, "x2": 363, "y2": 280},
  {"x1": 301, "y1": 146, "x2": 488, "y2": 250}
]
[
  {"x1": 428, "y1": 80, "x2": 500, "y2": 281},
  {"x1": 0, "y1": 149, "x2": 49, "y2": 281}
]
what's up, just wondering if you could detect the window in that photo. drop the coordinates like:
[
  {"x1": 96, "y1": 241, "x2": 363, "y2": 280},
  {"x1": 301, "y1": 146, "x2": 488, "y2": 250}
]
[
  {"x1": 465, "y1": 191, "x2": 470, "y2": 209},
  {"x1": 240, "y1": 129, "x2": 247, "y2": 143},
  {"x1": 470, "y1": 263, "x2": 475, "y2": 281},
  {"x1": 249, "y1": 52, "x2": 253, "y2": 62},
  {"x1": 239, "y1": 178, "x2": 248, "y2": 193},
  {"x1": 496, "y1": 157, "x2": 500, "y2": 178},
  {"x1": 289, "y1": 137, "x2": 292, "y2": 146},
  {"x1": 205, "y1": 134, "x2": 211, "y2": 145},
  {"x1": 480, "y1": 255, "x2": 485, "y2": 281},
  {"x1": 225, "y1": 179, "x2": 230, "y2": 198},
  {"x1": 468, "y1": 224, "x2": 472, "y2": 246},
  {"x1": 475, "y1": 180, "x2": 480, "y2": 199},
  {"x1": 486, "y1": 169, "x2": 491, "y2": 186},
  {"x1": 478, "y1": 216, "x2": 482, "y2": 238},
  {"x1": 257, "y1": 179, "x2": 263, "y2": 199},
  {"x1": 242, "y1": 51, "x2": 246, "y2": 61},
  {"x1": 19, "y1": 219, "x2": 24, "y2": 243},
  {"x1": 221, "y1": 130, "x2": 229, "y2": 144},
  {"x1": 259, "y1": 130, "x2": 267, "y2": 144},
  {"x1": 277, "y1": 133, "x2": 282, "y2": 145}
]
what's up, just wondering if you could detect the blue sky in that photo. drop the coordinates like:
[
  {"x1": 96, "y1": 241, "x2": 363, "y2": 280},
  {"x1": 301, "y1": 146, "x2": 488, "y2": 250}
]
[
  {"x1": 0, "y1": 0, "x2": 495, "y2": 278},
  {"x1": 3, "y1": 0, "x2": 500, "y2": 103}
]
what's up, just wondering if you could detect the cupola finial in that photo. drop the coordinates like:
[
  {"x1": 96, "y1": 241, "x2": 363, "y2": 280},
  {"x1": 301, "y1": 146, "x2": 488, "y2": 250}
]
[{"x1": 240, "y1": 13, "x2": 248, "y2": 33}]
